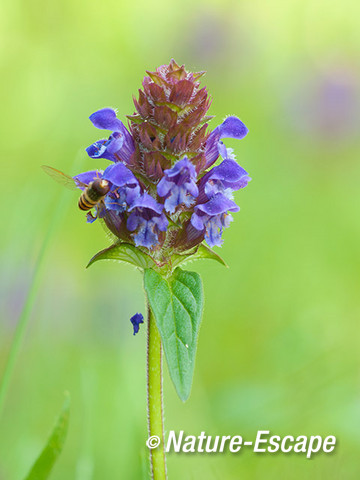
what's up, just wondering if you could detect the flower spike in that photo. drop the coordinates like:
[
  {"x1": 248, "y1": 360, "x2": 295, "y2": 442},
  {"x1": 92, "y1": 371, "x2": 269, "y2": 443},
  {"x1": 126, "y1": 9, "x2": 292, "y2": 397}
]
[{"x1": 66, "y1": 60, "x2": 250, "y2": 251}]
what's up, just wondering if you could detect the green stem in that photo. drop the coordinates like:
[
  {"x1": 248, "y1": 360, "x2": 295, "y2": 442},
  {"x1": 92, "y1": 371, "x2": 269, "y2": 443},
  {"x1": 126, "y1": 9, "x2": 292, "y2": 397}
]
[{"x1": 147, "y1": 305, "x2": 167, "y2": 480}]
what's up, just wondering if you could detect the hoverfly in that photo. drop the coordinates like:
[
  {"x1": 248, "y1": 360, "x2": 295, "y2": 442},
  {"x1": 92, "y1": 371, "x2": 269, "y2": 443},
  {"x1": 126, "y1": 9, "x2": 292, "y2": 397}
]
[{"x1": 42, "y1": 165, "x2": 110, "y2": 217}]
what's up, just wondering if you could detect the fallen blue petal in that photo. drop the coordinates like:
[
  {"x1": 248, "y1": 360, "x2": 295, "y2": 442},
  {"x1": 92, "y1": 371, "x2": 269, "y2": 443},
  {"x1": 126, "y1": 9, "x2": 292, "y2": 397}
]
[{"x1": 130, "y1": 313, "x2": 144, "y2": 335}]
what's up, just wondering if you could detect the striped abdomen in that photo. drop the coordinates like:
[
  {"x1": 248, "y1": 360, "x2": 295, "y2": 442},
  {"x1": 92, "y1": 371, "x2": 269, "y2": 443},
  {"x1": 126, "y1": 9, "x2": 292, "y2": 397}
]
[{"x1": 78, "y1": 179, "x2": 110, "y2": 211}]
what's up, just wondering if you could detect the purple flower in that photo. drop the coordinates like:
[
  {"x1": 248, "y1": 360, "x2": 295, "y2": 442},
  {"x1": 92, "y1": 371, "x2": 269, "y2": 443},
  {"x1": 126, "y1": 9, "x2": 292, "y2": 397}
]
[
  {"x1": 102, "y1": 163, "x2": 141, "y2": 212},
  {"x1": 130, "y1": 313, "x2": 144, "y2": 335},
  {"x1": 157, "y1": 157, "x2": 199, "y2": 213},
  {"x1": 86, "y1": 108, "x2": 135, "y2": 164},
  {"x1": 201, "y1": 159, "x2": 251, "y2": 200},
  {"x1": 191, "y1": 193, "x2": 240, "y2": 247},
  {"x1": 205, "y1": 116, "x2": 248, "y2": 168},
  {"x1": 127, "y1": 193, "x2": 168, "y2": 249}
]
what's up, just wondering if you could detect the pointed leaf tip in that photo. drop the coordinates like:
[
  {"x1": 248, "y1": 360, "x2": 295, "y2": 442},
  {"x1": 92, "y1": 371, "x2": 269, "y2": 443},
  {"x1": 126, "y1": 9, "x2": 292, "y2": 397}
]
[{"x1": 24, "y1": 393, "x2": 70, "y2": 480}]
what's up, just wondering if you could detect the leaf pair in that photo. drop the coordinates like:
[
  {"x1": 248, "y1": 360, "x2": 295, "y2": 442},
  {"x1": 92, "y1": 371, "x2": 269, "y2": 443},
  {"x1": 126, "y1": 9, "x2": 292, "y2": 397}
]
[{"x1": 87, "y1": 242, "x2": 227, "y2": 271}]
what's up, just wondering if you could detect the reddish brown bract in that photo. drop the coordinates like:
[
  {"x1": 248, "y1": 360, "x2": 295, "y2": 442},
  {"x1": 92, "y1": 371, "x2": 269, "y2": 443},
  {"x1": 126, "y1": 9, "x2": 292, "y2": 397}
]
[{"x1": 128, "y1": 59, "x2": 212, "y2": 181}]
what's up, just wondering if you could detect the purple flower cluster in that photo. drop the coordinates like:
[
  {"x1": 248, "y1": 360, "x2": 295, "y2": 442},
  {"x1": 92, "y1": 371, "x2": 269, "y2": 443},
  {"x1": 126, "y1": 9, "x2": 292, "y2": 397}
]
[{"x1": 76, "y1": 107, "x2": 250, "y2": 250}]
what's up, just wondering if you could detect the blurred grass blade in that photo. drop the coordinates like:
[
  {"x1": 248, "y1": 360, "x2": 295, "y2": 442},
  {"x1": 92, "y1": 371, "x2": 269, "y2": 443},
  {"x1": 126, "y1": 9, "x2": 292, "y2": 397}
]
[
  {"x1": 0, "y1": 195, "x2": 69, "y2": 418},
  {"x1": 24, "y1": 393, "x2": 70, "y2": 480},
  {"x1": 0, "y1": 153, "x2": 84, "y2": 420}
]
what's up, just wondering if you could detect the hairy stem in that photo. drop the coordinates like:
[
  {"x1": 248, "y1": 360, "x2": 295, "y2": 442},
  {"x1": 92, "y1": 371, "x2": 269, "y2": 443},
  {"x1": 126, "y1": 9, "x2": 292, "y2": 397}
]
[{"x1": 147, "y1": 305, "x2": 167, "y2": 480}]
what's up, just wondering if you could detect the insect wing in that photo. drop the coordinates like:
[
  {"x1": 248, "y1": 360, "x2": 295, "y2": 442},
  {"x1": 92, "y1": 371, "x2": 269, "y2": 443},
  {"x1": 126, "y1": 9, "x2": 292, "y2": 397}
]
[{"x1": 42, "y1": 165, "x2": 85, "y2": 191}]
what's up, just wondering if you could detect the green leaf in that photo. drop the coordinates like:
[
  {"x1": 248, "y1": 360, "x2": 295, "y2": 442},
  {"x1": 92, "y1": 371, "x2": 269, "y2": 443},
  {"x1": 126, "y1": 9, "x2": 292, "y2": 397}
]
[
  {"x1": 24, "y1": 393, "x2": 70, "y2": 480},
  {"x1": 144, "y1": 268, "x2": 204, "y2": 401},
  {"x1": 87, "y1": 242, "x2": 156, "y2": 270},
  {"x1": 171, "y1": 244, "x2": 228, "y2": 269}
]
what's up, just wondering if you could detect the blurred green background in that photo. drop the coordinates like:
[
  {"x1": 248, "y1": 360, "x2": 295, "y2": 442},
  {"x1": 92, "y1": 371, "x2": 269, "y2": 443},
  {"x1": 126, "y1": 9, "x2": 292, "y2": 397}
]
[{"x1": 1, "y1": 0, "x2": 360, "y2": 478}]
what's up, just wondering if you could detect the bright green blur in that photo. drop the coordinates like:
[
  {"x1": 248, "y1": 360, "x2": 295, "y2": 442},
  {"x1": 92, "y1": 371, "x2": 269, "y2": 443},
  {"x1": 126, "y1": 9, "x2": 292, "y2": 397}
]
[{"x1": 1, "y1": 0, "x2": 360, "y2": 478}]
